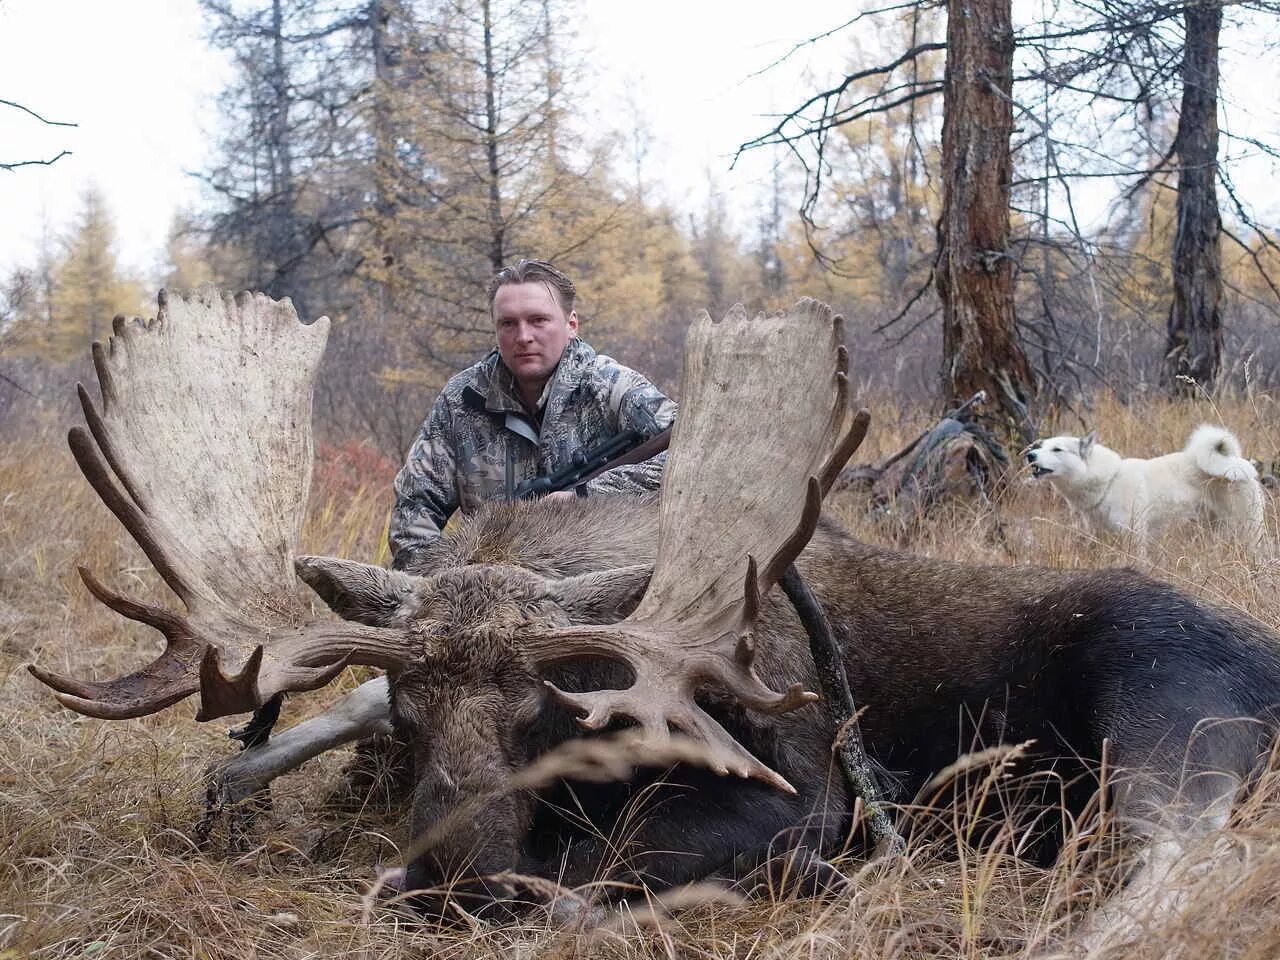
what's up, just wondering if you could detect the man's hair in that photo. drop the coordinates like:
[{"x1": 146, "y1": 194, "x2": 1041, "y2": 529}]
[{"x1": 488, "y1": 259, "x2": 577, "y2": 317}]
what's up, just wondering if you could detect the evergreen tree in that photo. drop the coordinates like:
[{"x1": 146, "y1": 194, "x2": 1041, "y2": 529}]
[
  {"x1": 199, "y1": 0, "x2": 372, "y2": 319},
  {"x1": 9, "y1": 187, "x2": 143, "y2": 362}
]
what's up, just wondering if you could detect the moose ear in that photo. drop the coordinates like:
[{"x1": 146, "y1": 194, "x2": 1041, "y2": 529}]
[
  {"x1": 295, "y1": 556, "x2": 422, "y2": 626},
  {"x1": 1080, "y1": 430, "x2": 1099, "y2": 460},
  {"x1": 545, "y1": 564, "x2": 652, "y2": 624}
]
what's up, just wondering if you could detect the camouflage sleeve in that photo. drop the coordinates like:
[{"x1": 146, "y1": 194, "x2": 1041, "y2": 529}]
[
  {"x1": 389, "y1": 393, "x2": 459, "y2": 570},
  {"x1": 584, "y1": 369, "x2": 678, "y2": 497}
]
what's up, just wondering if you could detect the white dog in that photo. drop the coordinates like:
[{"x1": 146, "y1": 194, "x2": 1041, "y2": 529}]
[{"x1": 1026, "y1": 424, "x2": 1266, "y2": 555}]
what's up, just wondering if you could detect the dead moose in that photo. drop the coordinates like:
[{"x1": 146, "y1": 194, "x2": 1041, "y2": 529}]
[{"x1": 30, "y1": 288, "x2": 1280, "y2": 929}]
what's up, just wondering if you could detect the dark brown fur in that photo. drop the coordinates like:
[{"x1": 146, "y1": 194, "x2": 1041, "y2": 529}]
[{"x1": 318, "y1": 493, "x2": 1280, "y2": 919}]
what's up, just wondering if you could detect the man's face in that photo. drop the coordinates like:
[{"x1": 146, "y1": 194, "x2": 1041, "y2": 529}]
[{"x1": 493, "y1": 281, "x2": 578, "y2": 400}]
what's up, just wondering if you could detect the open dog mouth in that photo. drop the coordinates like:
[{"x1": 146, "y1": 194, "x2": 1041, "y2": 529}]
[{"x1": 1030, "y1": 465, "x2": 1053, "y2": 478}]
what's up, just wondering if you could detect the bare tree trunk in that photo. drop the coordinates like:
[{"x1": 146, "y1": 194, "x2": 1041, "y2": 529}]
[
  {"x1": 1163, "y1": 0, "x2": 1223, "y2": 395},
  {"x1": 369, "y1": 0, "x2": 395, "y2": 310},
  {"x1": 936, "y1": 0, "x2": 1034, "y2": 443},
  {"x1": 541, "y1": 0, "x2": 560, "y2": 170},
  {"x1": 482, "y1": 0, "x2": 505, "y2": 271},
  {"x1": 266, "y1": 0, "x2": 298, "y2": 302},
  {"x1": 758, "y1": 156, "x2": 786, "y2": 297},
  {"x1": 370, "y1": 0, "x2": 393, "y2": 225}
]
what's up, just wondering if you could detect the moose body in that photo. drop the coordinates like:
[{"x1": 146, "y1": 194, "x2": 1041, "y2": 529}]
[
  {"x1": 32, "y1": 289, "x2": 1280, "y2": 937},
  {"x1": 304, "y1": 491, "x2": 1280, "y2": 916}
]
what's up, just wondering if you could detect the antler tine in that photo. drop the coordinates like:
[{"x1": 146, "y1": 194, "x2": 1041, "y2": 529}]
[
  {"x1": 89, "y1": 340, "x2": 120, "y2": 433},
  {"x1": 539, "y1": 668, "x2": 812, "y2": 794},
  {"x1": 540, "y1": 647, "x2": 806, "y2": 794},
  {"x1": 79, "y1": 376, "x2": 144, "y2": 512},
  {"x1": 817, "y1": 407, "x2": 872, "y2": 500},
  {"x1": 31, "y1": 565, "x2": 373, "y2": 720},
  {"x1": 27, "y1": 564, "x2": 204, "y2": 718},
  {"x1": 29, "y1": 619, "x2": 385, "y2": 722},
  {"x1": 195, "y1": 644, "x2": 356, "y2": 722},
  {"x1": 670, "y1": 700, "x2": 799, "y2": 792},
  {"x1": 68, "y1": 425, "x2": 206, "y2": 610},
  {"x1": 30, "y1": 672, "x2": 200, "y2": 721},
  {"x1": 30, "y1": 590, "x2": 404, "y2": 722},
  {"x1": 757, "y1": 476, "x2": 823, "y2": 600},
  {"x1": 77, "y1": 565, "x2": 186, "y2": 634}
]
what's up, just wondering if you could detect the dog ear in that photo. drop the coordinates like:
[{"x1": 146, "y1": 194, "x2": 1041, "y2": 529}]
[{"x1": 1080, "y1": 430, "x2": 1098, "y2": 460}]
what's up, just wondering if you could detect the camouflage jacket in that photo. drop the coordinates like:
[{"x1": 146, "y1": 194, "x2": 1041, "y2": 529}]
[{"x1": 390, "y1": 338, "x2": 677, "y2": 570}]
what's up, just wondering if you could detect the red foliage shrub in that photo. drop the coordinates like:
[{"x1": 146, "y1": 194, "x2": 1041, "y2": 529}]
[{"x1": 313, "y1": 438, "x2": 399, "y2": 501}]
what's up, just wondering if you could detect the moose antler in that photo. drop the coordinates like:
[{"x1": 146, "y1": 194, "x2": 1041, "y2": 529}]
[
  {"x1": 522, "y1": 299, "x2": 869, "y2": 792},
  {"x1": 28, "y1": 288, "x2": 409, "y2": 721}
]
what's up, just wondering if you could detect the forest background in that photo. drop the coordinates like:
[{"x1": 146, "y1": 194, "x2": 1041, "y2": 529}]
[
  {"x1": 2, "y1": 0, "x2": 1279, "y2": 461},
  {"x1": 5, "y1": 3, "x2": 1280, "y2": 955}
]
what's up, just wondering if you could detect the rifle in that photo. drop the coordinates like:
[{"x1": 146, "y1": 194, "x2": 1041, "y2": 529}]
[{"x1": 513, "y1": 426, "x2": 673, "y2": 499}]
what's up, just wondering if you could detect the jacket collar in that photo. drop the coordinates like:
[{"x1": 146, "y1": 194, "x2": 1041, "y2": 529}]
[{"x1": 471, "y1": 338, "x2": 597, "y2": 415}]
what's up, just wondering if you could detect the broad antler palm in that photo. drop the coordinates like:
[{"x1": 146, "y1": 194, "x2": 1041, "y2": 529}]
[
  {"x1": 523, "y1": 299, "x2": 869, "y2": 792},
  {"x1": 28, "y1": 288, "x2": 407, "y2": 721}
]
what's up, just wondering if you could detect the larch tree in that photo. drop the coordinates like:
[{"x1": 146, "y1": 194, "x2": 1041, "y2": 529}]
[
  {"x1": 775, "y1": 21, "x2": 944, "y2": 314},
  {"x1": 1162, "y1": 0, "x2": 1223, "y2": 394},
  {"x1": 1010, "y1": 0, "x2": 1280, "y2": 395},
  {"x1": 755, "y1": 155, "x2": 789, "y2": 302},
  {"x1": 935, "y1": 0, "x2": 1034, "y2": 440},
  {"x1": 368, "y1": 0, "x2": 626, "y2": 367},
  {"x1": 199, "y1": 0, "x2": 371, "y2": 320},
  {"x1": 12, "y1": 187, "x2": 144, "y2": 363},
  {"x1": 689, "y1": 180, "x2": 740, "y2": 319},
  {"x1": 746, "y1": 1, "x2": 1280, "y2": 408},
  {"x1": 738, "y1": 5, "x2": 1036, "y2": 440},
  {"x1": 160, "y1": 214, "x2": 221, "y2": 293}
]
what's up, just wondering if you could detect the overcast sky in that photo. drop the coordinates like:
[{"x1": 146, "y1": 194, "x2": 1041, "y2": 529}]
[
  {"x1": 0, "y1": 0, "x2": 847, "y2": 283},
  {"x1": 0, "y1": 0, "x2": 226, "y2": 277},
  {"x1": 1, "y1": 1, "x2": 1276, "y2": 287}
]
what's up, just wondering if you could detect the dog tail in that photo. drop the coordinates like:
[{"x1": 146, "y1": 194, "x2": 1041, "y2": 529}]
[{"x1": 1186, "y1": 424, "x2": 1257, "y2": 481}]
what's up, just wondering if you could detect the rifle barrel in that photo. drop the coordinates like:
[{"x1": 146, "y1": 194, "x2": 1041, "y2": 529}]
[{"x1": 513, "y1": 427, "x2": 673, "y2": 499}]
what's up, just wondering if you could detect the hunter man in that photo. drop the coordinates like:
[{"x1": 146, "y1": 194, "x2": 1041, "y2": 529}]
[{"x1": 389, "y1": 259, "x2": 676, "y2": 571}]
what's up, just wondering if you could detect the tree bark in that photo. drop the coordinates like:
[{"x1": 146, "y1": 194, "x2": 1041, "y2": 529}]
[
  {"x1": 368, "y1": 0, "x2": 395, "y2": 321},
  {"x1": 936, "y1": 0, "x2": 1034, "y2": 444},
  {"x1": 265, "y1": 0, "x2": 299, "y2": 302},
  {"x1": 482, "y1": 0, "x2": 505, "y2": 271},
  {"x1": 1162, "y1": 1, "x2": 1223, "y2": 395}
]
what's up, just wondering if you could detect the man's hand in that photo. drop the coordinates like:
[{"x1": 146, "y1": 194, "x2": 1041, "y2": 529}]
[{"x1": 545, "y1": 491, "x2": 576, "y2": 503}]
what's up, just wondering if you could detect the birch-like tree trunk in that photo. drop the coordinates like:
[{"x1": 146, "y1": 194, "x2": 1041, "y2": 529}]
[{"x1": 482, "y1": 0, "x2": 505, "y2": 272}]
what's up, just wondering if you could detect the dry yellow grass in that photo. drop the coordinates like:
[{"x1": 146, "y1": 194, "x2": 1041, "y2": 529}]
[{"x1": 3, "y1": 391, "x2": 1279, "y2": 959}]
